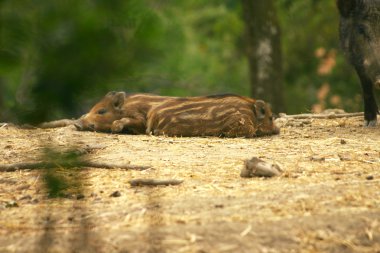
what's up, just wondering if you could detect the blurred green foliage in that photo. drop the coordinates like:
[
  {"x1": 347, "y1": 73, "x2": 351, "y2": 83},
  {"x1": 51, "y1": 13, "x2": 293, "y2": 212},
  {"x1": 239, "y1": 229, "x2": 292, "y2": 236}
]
[
  {"x1": 42, "y1": 147, "x2": 83, "y2": 198},
  {"x1": 0, "y1": 0, "x2": 363, "y2": 122},
  {"x1": 277, "y1": 0, "x2": 360, "y2": 113},
  {"x1": 41, "y1": 148, "x2": 85, "y2": 198}
]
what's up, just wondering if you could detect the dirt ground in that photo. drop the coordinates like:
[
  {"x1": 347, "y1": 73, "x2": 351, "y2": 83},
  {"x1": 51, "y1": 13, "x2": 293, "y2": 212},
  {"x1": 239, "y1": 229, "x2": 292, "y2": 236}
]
[{"x1": 0, "y1": 115, "x2": 379, "y2": 253}]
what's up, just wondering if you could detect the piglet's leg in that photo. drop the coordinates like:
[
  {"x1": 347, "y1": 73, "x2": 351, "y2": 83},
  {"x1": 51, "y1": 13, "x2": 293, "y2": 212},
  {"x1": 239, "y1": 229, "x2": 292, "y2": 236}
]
[
  {"x1": 111, "y1": 118, "x2": 146, "y2": 134},
  {"x1": 223, "y1": 115, "x2": 257, "y2": 138}
]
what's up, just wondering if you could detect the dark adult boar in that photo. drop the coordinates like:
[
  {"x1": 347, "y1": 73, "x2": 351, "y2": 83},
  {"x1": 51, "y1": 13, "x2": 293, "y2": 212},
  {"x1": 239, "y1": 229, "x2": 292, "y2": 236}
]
[
  {"x1": 146, "y1": 94, "x2": 279, "y2": 137},
  {"x1": 75, "y1": 91, "x2": 173, "y2": 133},
  {"x1": 337, "y1": 0, "x2": 380, "y2": 126}
]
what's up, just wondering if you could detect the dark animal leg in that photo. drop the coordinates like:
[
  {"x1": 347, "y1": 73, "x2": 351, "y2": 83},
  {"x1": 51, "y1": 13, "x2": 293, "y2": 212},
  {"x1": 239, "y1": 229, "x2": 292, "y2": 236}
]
[{"x1": 356, "y1": 67, "x2": 378, "y2": 126}]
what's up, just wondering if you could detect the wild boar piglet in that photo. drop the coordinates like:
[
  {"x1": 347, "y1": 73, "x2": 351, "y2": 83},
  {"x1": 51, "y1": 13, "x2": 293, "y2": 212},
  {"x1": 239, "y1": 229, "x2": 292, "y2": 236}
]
[
  {"x1": 75, "y1": 91, "x2": 172, "y2": 133},
  {"x1": 146, "y1": 94, "x2": 279, "y2": 137}
]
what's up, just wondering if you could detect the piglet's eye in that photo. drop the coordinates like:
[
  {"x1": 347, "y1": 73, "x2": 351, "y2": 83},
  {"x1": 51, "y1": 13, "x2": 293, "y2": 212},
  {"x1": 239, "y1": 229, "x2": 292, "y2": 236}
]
[{"x1": 97, "y1": 109, "x2": 107, "y2": 115}]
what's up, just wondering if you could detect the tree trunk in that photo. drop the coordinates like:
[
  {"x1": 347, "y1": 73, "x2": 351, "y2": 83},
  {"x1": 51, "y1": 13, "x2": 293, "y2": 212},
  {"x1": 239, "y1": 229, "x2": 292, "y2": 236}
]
[
  {"x1": 241, "y1": 0, "x2": 285, "y2": 113},
  {"x1": 0, "y1": 79, "x2": 3, "y2": 120}
]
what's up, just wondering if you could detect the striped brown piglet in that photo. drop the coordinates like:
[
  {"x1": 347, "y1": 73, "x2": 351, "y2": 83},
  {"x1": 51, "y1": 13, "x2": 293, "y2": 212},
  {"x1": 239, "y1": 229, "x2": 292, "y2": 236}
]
[
  {"x1": 74, "y1": 91, "x2": 173, "y2": 134},
  {"x1": 146, "y1": 94, "x2": 279, "y2": 138}
]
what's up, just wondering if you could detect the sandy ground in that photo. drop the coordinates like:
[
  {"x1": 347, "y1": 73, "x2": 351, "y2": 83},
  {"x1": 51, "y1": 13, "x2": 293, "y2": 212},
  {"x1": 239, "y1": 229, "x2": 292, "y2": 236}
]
[{"x1": 0, "y1": 115, "x2": 379, "y2": 253}]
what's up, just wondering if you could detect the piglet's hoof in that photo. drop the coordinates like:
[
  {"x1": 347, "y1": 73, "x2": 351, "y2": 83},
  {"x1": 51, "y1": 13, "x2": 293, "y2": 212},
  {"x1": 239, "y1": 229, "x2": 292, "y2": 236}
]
[
  {"x1": 241, "y1": 157, "x2": 283, "y2": 178},
  {"x1": 111, "y1": 121, "x2": 124, "y2": 133}
]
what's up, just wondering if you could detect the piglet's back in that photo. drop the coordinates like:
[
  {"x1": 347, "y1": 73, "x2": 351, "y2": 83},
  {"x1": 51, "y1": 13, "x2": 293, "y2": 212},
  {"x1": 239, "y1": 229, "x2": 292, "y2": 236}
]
[{"x1": 146, "y1": 94, "x2": 278, "y2": 138}]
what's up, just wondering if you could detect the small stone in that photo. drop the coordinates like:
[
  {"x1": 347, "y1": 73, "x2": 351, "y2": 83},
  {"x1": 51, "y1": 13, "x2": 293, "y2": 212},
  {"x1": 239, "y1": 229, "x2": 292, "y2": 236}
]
[
  {"x1": 176, "y1": 219, "x2": 186, "y2": 224},
  {"x1": 315, "y1": 229, "x2": 330, "y2": 240},
  {"x1": 110, "y1": 191, "x2": 121, "y2": 197},
  {"x1": 76, "y1": 193, "x2": 85, "y2": 200},
  {"x1": 215, "y1": 204, "x2": 224, "y2": 208},
  {"x1": 340, "y1": 139, "x2": 347, "y2": 144},
  {"x1": 5, "y1": 201, "x2": 18, "y2": 208},
  {"x1": 61, "y1": 193, "x2": 74, "y2": 199},
  {"x1": 241, "y1": 157, "x2": 283, "y2": 178},
  {"x1": 366, "y1": 175, "x2": 374, "y2": 180},
  {"x1": 338, "y1": 153, "x2": 352, "y2": 161}
]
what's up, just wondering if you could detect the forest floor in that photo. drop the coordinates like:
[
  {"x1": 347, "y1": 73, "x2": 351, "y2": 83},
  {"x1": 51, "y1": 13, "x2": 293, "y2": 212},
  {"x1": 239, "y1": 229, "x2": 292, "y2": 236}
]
[{"x1": 0, "y1": 115, "x2": 379, "y2": 253}]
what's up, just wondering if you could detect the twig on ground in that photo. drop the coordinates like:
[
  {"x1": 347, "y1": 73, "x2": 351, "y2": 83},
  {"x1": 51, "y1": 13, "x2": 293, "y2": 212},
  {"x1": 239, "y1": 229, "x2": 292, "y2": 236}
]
[
  {"x1": 7, "y1": 119, "x2": 78, "y2": 129},
  {"x1": 37, "y1": 119, "x2": 78, "y2": 128},
  {"x1": 279, "y1": 112, "x2": 364, "y2": 119},
  {"x1": 0, "y1": 161, "x2": 150, "y2": 172},
  {"x1": 129, "y1": 179, "x2": 183, "y2": 187}
]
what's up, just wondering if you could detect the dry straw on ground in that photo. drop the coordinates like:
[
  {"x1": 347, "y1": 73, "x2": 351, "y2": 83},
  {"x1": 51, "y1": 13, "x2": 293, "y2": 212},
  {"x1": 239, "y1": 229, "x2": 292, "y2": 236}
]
[{"x1": 0, "y1": 115, "x2": 379, "y2": 252}]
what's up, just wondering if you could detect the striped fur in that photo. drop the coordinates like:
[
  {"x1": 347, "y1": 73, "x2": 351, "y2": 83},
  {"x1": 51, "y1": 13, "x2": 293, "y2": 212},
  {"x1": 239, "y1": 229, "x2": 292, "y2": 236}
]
[
  {"x1": 76, "y1": 92, "x2": 279, "y2": 138},
  {"x1": 75, "y1": 91, "x2": 174, "y2": 133},
  {"x1": 146, "y1": 94, "x2": 279, "y2": 137}
]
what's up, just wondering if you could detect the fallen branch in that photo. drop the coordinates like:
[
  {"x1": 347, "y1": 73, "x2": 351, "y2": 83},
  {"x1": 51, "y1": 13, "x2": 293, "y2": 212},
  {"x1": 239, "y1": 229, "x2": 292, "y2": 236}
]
[
  {"x1": 129, "y1": 179, "x2": 183, "y2": 187},
  {"x1": 0, "y1": 123, "x2": 16, "y2": 128},
  {"x1": 0, "y1": 161, "x2": 150, "y2": 172},
  {"x1": 19, "y1": 119, "x2": 78, "y2": 129},
  {"x1": 279, "y1": 112, "x2": 364, "y2": 119},
  {"x1": 38, "y1": 119, "x2": 78, "y2": 128}
]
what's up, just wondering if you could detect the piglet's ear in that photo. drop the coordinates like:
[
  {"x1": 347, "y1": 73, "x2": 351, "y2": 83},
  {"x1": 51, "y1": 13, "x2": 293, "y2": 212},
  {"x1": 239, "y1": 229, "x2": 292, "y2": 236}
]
[
  {"x1": 254, "y1": 100, "x2": 266, "y2": 120},
  {"x1": 111, "y1": 92, "x2": 125, "y2": 110},
  {"x1": 337, "y1": 0, "x2": 357, "y2": 18},
  {"x1": 106, "y1": 91, "x2": 117, "y2": 97}
]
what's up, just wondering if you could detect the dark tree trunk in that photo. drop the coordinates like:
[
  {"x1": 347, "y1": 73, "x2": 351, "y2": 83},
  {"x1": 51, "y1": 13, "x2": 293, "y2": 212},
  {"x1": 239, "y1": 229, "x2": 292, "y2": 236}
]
[
  {"x1": 241, "y1": 0, "x2": 285, "y2": 113},
  {"x1": 0, "y1": 79, "x2": 3, "y2": 120}
]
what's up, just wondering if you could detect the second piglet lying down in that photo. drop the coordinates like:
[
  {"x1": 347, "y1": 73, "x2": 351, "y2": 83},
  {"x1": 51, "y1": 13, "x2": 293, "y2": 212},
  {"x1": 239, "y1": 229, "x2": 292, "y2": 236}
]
[
  {"x1": 75, "y1": 91, "x2": 174, "y2": 133},
  {"x1": 146, "y1": 94, "x2": 279, "y2": 137}
]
